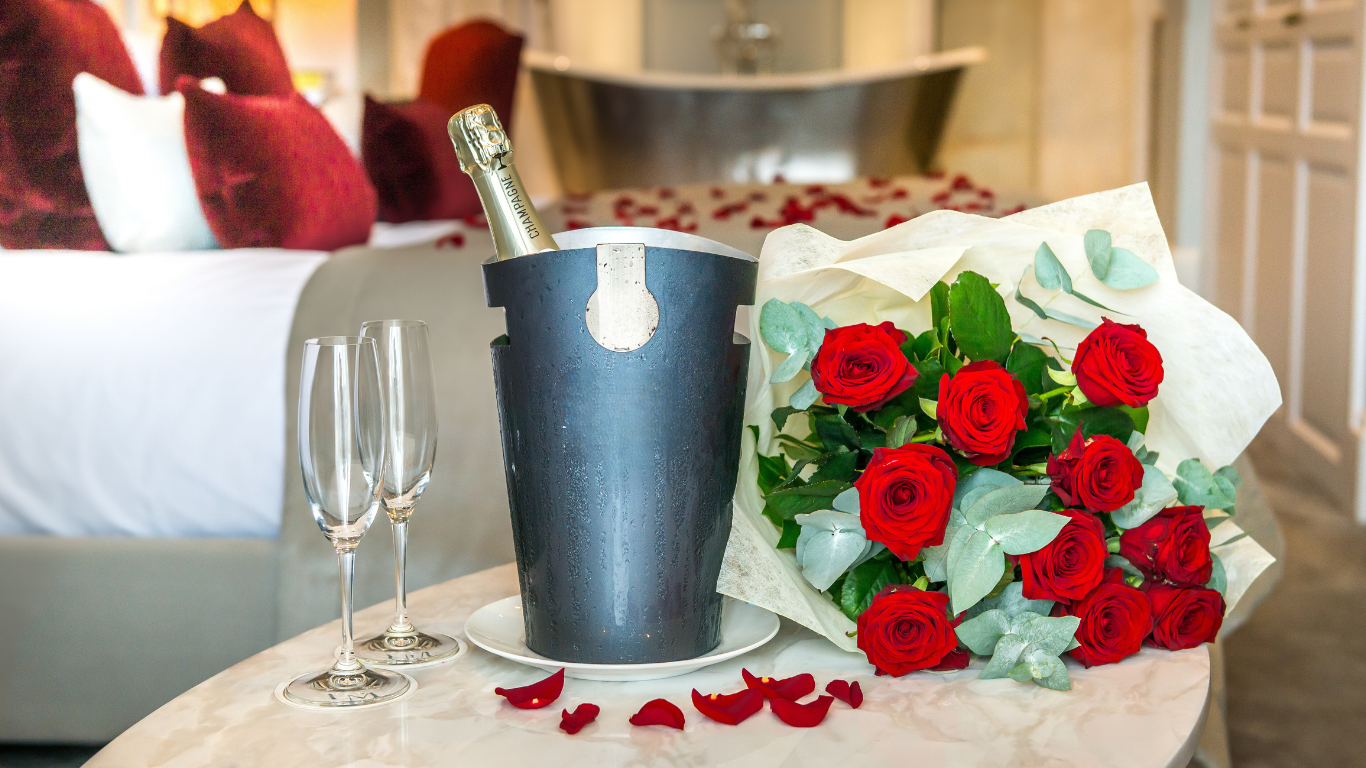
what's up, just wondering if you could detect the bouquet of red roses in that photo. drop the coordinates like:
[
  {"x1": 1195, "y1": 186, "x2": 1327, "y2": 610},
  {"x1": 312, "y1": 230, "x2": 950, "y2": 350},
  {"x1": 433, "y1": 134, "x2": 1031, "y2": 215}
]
[{"x1": 748, "y1": 229, "x2": 1247, "y2": 691}]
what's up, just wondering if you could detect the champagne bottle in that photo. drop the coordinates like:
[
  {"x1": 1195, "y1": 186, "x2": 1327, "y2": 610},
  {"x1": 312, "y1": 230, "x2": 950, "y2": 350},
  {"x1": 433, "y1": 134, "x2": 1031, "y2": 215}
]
[{"x1": 447, "y1": 104, "x2": 558, "y2": 260}]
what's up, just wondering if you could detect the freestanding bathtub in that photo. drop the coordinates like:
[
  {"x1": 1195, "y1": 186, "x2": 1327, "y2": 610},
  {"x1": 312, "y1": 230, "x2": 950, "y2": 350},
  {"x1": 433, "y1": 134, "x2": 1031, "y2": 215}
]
[{"x1": 525, "y1": 47, "x2": 985, "y2": 193}]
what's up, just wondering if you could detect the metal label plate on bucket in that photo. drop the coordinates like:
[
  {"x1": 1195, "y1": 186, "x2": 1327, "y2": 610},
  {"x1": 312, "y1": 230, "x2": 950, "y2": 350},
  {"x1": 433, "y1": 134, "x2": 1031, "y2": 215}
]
[{"x1": 585, "y1": 243, "x2": 660, "y2": 352}]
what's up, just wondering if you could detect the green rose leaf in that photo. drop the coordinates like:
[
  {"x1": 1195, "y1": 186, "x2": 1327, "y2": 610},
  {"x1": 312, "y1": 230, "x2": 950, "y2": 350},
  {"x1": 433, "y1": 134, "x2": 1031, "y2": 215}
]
[
  {"x1": 759, "y1": 298, "x2": 809, "y2": 355},
  {"x1": 1174, "y1": 459, "x2": 1238, "y2": 511},
  {"x1": 912, "y1": 356, "x2": 945, "y2": 401},
  {"x1": 789, "y1": 378, "x2": 820, "y2": 410},
  {"x1": 815, "y1": 415, "x2": 861, "y2": 452},
  {"x1": 794, "y1": 510, "x2": 870, "y2": 591},
  {"x1": 1006, "y1": 341, "x2": 1050, "y2": 397},
  {"x1": 984, "y1": 509, "x2": 1070, "y2": 555},
  {"x1": 1111, "y1": 464, "x2": 1178, "y2": 529},
  {"x1": 955, "y1": 608, "x2": 1012, "y2": 655},
  {"x1": 950, "y1": 530, "x2": 1006, "y2": 615},
  {"x1": 930, "y1": 281, "x2": 951, "y2": 335},
  {"x1": 886, "y1": 414, "x2": 917, "y2": 449},
  {"x1": 839, "y1": 554, "x2": 899, "y2": 621},
  {"x1": 919, "y1": 397, "x2": 938, "y2": 420},
  {"x1": 949, "y1": 270, "x2": 1014, "y2": 364},
  {"x1": 761, "y1": 480, "x2": 851, "y2": 523},
  {"x1": 772, "y1": 406, "x2": 802, "y2": 431},
  {"x1": 810, "y1": 450, "x2": 859, "y2": 483},
  {"x1": 1033, "y1": 242, "x2": 1073, "y2": 293},
  {"x1": 964, "y1": 485, "x2": 1051, "y2": 527}
]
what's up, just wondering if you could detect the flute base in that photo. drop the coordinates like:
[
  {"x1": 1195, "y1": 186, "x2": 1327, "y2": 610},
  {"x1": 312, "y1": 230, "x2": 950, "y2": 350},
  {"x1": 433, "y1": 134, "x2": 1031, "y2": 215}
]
[
  {"x1": 280, "y1": 664, "x2": 412, "y2": 709},
  {"x1": 356, "y1": 628, "x2": 465, "y2": 667}
]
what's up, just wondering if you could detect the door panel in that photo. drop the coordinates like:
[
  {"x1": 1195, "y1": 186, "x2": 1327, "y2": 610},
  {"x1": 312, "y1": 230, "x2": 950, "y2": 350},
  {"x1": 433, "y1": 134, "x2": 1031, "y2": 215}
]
[
  {"x1": 1300, "y1": 165, "x2": 1355, "y2": 455},
  {"x1": 1215, "y1": 147, "x2": 1250, "y2": 318},
  {"x1": 1259, "y1": 43, "x2": 1299, "y2": 123},
  {"x1": 1252, "y1": 155, "x2": 1296, "y2": 388}
]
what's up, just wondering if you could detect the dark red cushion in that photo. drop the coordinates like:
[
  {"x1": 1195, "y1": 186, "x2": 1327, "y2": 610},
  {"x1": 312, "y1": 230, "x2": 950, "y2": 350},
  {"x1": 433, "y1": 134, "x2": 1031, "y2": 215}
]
[
  {"x1": 0, "y1": 0, "x2": 142, "y2": 250},
  {"x1": 160, "y1": 1, "x2": 293, "y2": 97},
  {"x1": 361, "y1": 96, "x2": 480, "y2": 224},
  {"x1": 179, "y1": 77, "x2": 376, "y2": 250},
  {"x1": 418, "y1": 20, "x2": 523, "y2": 128}
]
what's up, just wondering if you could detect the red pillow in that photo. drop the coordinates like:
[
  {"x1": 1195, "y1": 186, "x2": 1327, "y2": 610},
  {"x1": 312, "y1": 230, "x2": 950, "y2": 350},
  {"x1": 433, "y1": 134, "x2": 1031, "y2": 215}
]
[
  {"x1": 160, "y1": 1, "x2": 293, "y2": 97},
  {"x1": 418, "y1": 20, "x2": 523, "y2": 127},
  {"x1": 0, "y1": 0, "x2": 142, "y2": 250},
  {"x1": 362, "y1": 96, "x2": 480, "y2": 224},
  {"x1": 178, "y1": 78, "x2": 376, "y2": 250}
]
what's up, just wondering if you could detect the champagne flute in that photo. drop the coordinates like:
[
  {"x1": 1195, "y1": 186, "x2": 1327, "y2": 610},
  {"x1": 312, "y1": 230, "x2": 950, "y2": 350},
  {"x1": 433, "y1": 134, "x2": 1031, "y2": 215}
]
[
  {"x1": 355, "y1": 320, "x2": 464, "y2": 666},
  {"x1": 283, "y1": 336, "x2": 412, "y2": 708}
]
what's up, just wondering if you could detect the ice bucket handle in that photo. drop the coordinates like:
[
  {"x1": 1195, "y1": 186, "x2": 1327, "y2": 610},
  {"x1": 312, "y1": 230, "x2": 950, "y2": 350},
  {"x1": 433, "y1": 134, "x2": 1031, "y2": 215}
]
[{"x1": 585, "y1": 243, "x2": 660, "y2": 352}]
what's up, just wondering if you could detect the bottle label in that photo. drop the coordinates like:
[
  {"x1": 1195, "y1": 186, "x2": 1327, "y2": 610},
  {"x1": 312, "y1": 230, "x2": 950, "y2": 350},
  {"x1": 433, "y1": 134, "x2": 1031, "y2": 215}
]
[{"x1": 499, "y1": 170, "x2": 542, "y2": 242}]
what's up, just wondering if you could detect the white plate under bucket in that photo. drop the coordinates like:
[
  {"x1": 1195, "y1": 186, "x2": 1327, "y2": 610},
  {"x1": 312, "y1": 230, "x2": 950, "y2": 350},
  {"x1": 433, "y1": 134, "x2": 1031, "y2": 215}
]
[{"x1": 464, "y1": 595, "x2": 780, "y2": 681}]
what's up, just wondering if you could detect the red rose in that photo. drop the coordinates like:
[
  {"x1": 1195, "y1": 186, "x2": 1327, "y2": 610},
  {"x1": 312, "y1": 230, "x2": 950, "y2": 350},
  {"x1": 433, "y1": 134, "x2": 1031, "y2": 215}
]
[
  {"x1": 856, "y1": 585, "x2": 959, "y2": 676},
  {"x1": 1072, "y1": 319, "x2": 1164, "y2": 408},
  {"x1": 1145, "y1": 585, "x2": 1225, "y2": 650},
  {"x1": 1017, "y1": 509, "x2": 1107, "y2": 603},
  {"x1": 1118, "y1": 505, "x2": 1213, "y2": 587},
  {"x1": 810, "y1": 322, "x2": 917, "y2": 412},
  {"x1": 937, "y1": 361, "x2": 1028, "y2": 465},
  {"x1": 855, "y1": 445, "x2": 958, "y2": 561},
  {"x1": 1047, "y1": 429, "x2": 1145, "y2": 513},
  {"x1": 1058, "y1": 568, "x2": 1152, "y2": 667}
]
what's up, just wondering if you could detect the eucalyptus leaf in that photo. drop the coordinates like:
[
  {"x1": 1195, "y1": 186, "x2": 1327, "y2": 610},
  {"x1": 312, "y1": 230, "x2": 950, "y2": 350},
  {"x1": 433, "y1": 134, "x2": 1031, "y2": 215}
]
[
  {"x1": 1015, "y1": 268, "x2": 1050, "y2": 321},
  {"x1": 953, "y1": 467, "x2": 1022, "y2": 509},
  {"x1": 922, "y1": 541, "x2": 951, "y2": 582},
  {"x1": 1105, "y1": 554, "x2": 1144, "y2": 580},
  {"x1": 950, "y1": 530, "x2": 1006, "y2": 615},
  {"x1": 1069, "y1": 288, "x2": 1123, "y2": 313},
  {"x1": 985, "y1": 509, "x2": 1070, "y2": 555},
  {"x1": 955, "y1": 609, "x2": 1013, "y2": 655},
  {"x1": 771, "y1": 349, "x2": 810, "y2": 383},
  {"x1": 1033, "y1": 242, "x2": 1073, "y2": 293},
  {"x1": 1174, "y1": 459, "x2": 1238, "y2": 511},
  {"x1": 1031, "y1": 652, "x2": 1073, "y2": 691},
  {"x1": 1127, "y1": 431, "x2": 1145, "y2": 452},
  {"x1": 1019, "y1": 616, "x2": 1081, "y2": 657},
  {"x1": 945, "y1": 523, "x2": 976, "y2": 581},
  {"x1": 949, "y1": 270, "x2": 1014, "y2": 364},
  {"x1": 790, "y1": 378, "x2": 819, "y2": 410},
  {"x1": 1083, "y1": 230, "x2": 1113, "y2": 277},
  {"x1": 973, "y1": 582, "x2": 1055, "y2": 620},
  {"x1": 832, "y1": 487, "x2": 860, "y2": 514},
  {"x1": 958, "y1": 486, "x2": 997, "y2": 517},
  {"x1": 1110, "y1": 464, "x2": 1179, "y2": 529},
  {"x1": 759, "y1": 299, "x2": 809, "y2": 354},
  {"x1": 851, "y1": 541, "x2": 886, "y2": 570},
  {"x1": 1043, "y1": 307, "x2": 1099, "y2": 330},
  {"x1": 793, "y1": 302, "x2": 831, "y2": 348},
  {"x1": 1101, "y1": 247, "x2": 1160, "y2": 289},
  {"x1": 980, "y1": 634, "x2": 1028, "y2": 679},
  {"x1": 1207, "y1": 552, "x2": 1228, "y2": 596},
  {"x1": 964, "y1": 485, "x2": 1051, "y2": 528},
  {"x1": 1215, "y1": 465, "x2": 1243, "y2": 488},
  {"x1": 794, "y1": 510, "x2": 869, "y2": 591}
]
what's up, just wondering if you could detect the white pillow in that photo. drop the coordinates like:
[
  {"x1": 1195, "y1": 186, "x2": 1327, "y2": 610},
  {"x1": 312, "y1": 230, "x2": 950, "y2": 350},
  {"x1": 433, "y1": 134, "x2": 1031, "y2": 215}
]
[{"x1": 73, "y1": 72, "x2": 217, "y2": 252}]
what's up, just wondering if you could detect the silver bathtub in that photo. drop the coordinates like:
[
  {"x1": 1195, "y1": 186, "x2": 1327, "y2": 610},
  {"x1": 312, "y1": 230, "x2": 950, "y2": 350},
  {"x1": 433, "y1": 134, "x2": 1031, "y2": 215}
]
[{"x1": 526, "y1": 47, "x2": 985, "y2": 194}]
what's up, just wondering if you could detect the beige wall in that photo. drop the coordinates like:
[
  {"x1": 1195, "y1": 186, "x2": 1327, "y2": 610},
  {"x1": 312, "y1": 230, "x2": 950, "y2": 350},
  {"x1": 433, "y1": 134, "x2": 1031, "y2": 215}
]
[
  {"x1": 843, "y1": 0, "x2": 935, "y2": 69},
  {"x1": 938, "y1": 0, "x2": 1156, "y2": 202}
]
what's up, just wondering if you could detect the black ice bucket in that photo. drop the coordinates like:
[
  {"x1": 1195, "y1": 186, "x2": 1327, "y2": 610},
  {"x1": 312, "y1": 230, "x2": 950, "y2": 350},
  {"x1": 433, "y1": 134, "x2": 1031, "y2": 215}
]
[{"x1": 483, "y1": 227, "x2": 758, "y2": 664}]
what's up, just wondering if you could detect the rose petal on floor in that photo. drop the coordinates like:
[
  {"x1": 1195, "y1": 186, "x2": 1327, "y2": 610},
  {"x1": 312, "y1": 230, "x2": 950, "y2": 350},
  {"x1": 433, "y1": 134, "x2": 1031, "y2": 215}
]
[
  {"x1": 825, "y1": 679, "x2": 864, "y2": 709},
  {"x1": 691, "y1": 688, "x2": 764, "y2": 725},
  {"x1": 742, "y1": 668, "x2": 816, "y2": 700},
  {"x1": 770, "y1": 695, "x2": 835, "y2": 728},
  {"x1": 629, "y1": 698, "x2": 685, "y2": 729},
  {"x1": 494, "y1": 668, "x2": 564, "y2": 709},
  {"x1": 559, "y1": 703, "x2": 600, "y2": 734}
]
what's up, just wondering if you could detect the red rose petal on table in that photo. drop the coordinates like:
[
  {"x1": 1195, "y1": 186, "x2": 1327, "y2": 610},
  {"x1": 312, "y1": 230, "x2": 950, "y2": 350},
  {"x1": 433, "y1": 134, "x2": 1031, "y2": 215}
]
[
  {"x1": 824, "y1": 680, "x2": 863, "y2": 709},
  {"x1": 494, "y1": 668, "x2": 564, "y2": 709},
  {"x1": 742, "y1": 668, "x2": 816, "y2": 700},
  {"x1": 770, "y1": 695, "x2": 835, "y2": 728},
  {"x1": 559, "y1": 703, "x2": 600, "y2": 734},
  {"x1": 691, "y1": 688, "x2": 764, "y2": 725},
  {"x1": 629, "y1": 698, "x2": 686, "y2": 729}
]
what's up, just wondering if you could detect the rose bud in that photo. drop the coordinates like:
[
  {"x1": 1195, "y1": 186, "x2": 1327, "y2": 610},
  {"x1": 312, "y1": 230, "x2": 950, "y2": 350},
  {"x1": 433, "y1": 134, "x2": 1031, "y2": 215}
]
[
  {"x1": 825, "y1": 679, "x2": 864, "y2": 708},
  {"x1": 1072, "y1": 319, "x2": 1165, "y2": 408},
  {"x1": 494, "y1": 668, "x2": 564, "y2": 709},
  {"x1": 770, "y1": 695, "x2": 835, "y2": 728},
  {"x1": 741, "y1": 668, "x2": 816, "y2": 700},
  {"x1": 1017, "y1": 509, "x2": 1107, "y2": 602},
  {"x1": 856, "y1": 585, "x2": 960, "y2": 676},
  {"x1": 629, "y1": 698, "x2": 686, "y2": 729},
  {"x1": 1057, "y1": 569, "x2": 1153, "y2": 667},
  {"x1": 854, "y1": 444, "x2": 958, "y2": 561},
  {"x1": 691, "y1": 688, "x2": 764, "y2": 725},
  {"x1": 809, "y1": 322, "x2": 918, "y2": 412},
  {"x1": 937, "y1": 361, "x2": 1028, "y2": 466},
  {"x1": 1146, "y1": 585, "x2": 1225, "y2": 650},
  {"x1": 929, "y1": 645, "x2": 971, "y2": 671},
  {"x1": 1119, "y1": 505, "x2": 1213, "y2": 587},
  {"x1": 559, "y1": 703, "x2": 600, "y2": 734},
  {"x1": 1047, "y1": 430, "x2": 1145, "y2": 513}
]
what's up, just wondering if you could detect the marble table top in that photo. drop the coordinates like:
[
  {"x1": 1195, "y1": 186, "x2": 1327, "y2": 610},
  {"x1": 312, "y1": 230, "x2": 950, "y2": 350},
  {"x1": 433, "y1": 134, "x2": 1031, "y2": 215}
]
[{"x1": 89, "y1": 564, "x2": 1209, "y2": 767}]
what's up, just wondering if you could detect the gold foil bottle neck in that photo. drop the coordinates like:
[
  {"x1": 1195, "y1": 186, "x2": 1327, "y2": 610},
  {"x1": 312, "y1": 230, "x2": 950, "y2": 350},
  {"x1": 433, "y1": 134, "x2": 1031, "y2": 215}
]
[{"x1": 448, "y1": 104, "x2": 512, "y2": 175}]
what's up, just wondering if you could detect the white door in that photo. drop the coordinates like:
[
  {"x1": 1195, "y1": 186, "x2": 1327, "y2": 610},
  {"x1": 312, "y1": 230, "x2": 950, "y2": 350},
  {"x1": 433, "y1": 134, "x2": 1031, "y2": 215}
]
[{"x1": 1207, "y1": 0, "x2": 1366, "y2": 519}]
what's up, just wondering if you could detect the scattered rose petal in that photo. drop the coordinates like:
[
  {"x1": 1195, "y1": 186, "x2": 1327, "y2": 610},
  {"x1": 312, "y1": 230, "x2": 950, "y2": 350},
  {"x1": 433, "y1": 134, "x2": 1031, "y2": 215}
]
[
  {"x1": 951, "y1": 174, "x2": 974, "y2": 190},
  {"x1": 930, "y1": 190, "x2": 951, "y2": 204},
  {"x1": 658, "y1": 187, "x2": 676, "y2": 199},
  {"x1": 930, "y1": 646, "x2": 971, "y2": 671},
  {"x1": 824, "y1": 679, "x2": 863, "y2": 709},
  {"x1": 559, "y1": 703, "x2": 600, "y2": 734},
  {"x1": 629, "y1": 698, "x2": 685, "y2": 729},
  {"x1": 565, "y1": 218, "x2": 593, "y2": 230},
  {"x1": 710, "y1": 186, "x2": 726, "y2": 199},
  {"x1": 742, "y1": 668, "x2": 816, "y2": 700},
  {"x1": 884, "y1": 213, "x2": 909, "y2": 229},
  {"x1": 691, "y1": 688, "x2": 764, "y2": 725},
  {"x1": 770, "y1": 695, "x2": 835, "y2": 728},
  {"x1": 434, "y1": 233, "x2": 465, "y2": 249},
  {"x1": 868, "y1": 177, "x2": 891, "y2": 188},
  {"x1": 494, "y1": 668, "x2": 564, "y2": 709}
]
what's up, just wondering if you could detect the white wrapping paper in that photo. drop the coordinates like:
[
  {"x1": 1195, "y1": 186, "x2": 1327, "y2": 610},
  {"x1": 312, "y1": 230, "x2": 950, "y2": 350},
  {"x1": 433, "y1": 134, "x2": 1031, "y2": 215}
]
[{"x1": 717, "y1": 184, "x2": 1281, "y2": 652}]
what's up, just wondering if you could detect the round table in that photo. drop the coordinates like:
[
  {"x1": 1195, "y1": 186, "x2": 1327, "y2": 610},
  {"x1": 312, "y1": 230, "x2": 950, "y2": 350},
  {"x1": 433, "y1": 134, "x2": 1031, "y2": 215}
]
[{"x1": 88, "y1": 564, "x2": 1209, "y2": 767}]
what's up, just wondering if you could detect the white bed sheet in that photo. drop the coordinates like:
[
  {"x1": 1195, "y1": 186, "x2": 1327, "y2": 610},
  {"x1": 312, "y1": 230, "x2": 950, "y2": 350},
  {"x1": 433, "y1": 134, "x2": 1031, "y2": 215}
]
[{"x1": 0, "y1": 249, "x2": 327, "y2": 538}]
